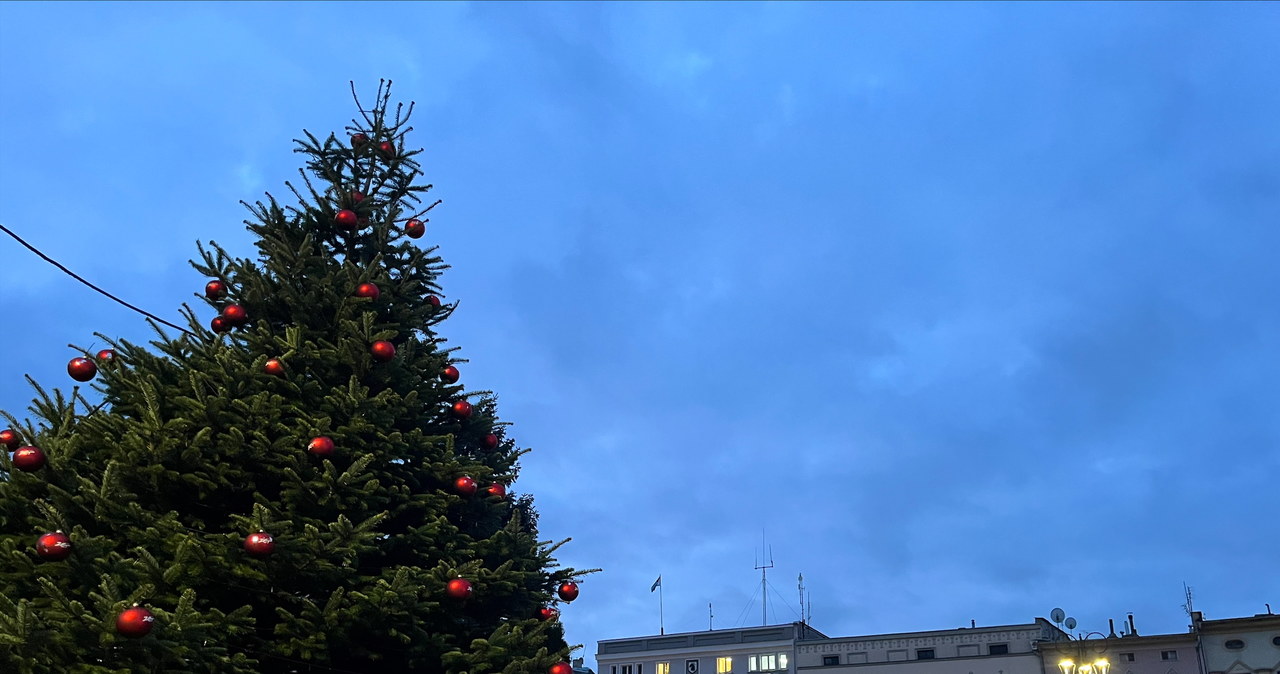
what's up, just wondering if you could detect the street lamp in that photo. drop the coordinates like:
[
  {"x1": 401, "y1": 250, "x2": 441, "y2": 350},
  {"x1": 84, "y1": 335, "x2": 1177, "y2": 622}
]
[{"x1": 1058, "y1": 632, "x2": 1110, "y2": 674}]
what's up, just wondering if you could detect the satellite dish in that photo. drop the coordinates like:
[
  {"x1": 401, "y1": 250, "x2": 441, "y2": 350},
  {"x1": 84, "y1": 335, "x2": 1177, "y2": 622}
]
[
  {"x1": 1065, "y1": 617, "x2": 1077, "y2": 630},
  {"x1": 1051, "y1": 608, "x2": 1066, "y2": 623}
]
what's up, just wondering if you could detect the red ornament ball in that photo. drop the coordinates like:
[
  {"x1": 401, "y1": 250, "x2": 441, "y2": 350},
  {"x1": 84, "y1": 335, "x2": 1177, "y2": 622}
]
[
  {"x1": 404, "y1": 219, "x2": 425, "y2": 239},
  {"x1": 557, "y1": 581, "x2": 580, "y2": 602},
  {"x1": 370, "y1": 340, "x2": 396, "y2": 362},
  {"x1": 205, "y1": 279, "x2": 227, "y2": 299},
  {"x1": 244, "y1": 531, "x2": 275, "y2": 557},
  {"x1": 116, "y1": 606, "x2": 155, "y2": 639},
  {"x1": 36, "y1": 531, "x2": 72, "y2": 561},
  {"x1": 441, "y1": 365, "x2": 460, "y2": 383},
  {"x1": 350, "y1": 190, "x2": 365, "y2": 204},
  {"x1": 427, "y1": 294, "x2": 441, "y2": 308},
  {"x1": 550, "y1": 662, "x2": 573, "y2": 674},
  {"x1": 483, "y1": 434, "x2": 500, "y2": 450},
  {"x1": 355, "y1": 282, "x2": 380, "y2": 300},
  {"x1": 351, "y1": 133, "x2": 368, "y2": 147},
  {"x1": 0, "y1": 429, "x2": 20, "y2": 450},
  {"x1": 96, "y1": 349, "x2": 115, "y2": 362},
  {"x1": 378, "y1": 140, "x2": 395, "y2": 157},
  {"x1": 445, "y1": 577, "x2": 473, "y2": 600},
  {"x1": 334, "y1": 209, "x2": 359, "y2": 229},
  {"x1": 536, "y1": 606, "x2": 560, "y2": 621},
  {"x1": 486, "y1": 483, "x2": 506, "y2": 499},
  {"x1": 221, "y1": 304, "x2": 248, "y2": 326},
  {"x1": 451, "y1": 400, "x2": 472, "y2": 419},
  {"x1": 307, "y1": 436, "x2": 335, "y2": 457},
  {"x1": 263, "y1": 359, "x2": 285, "y2": 377},
  {"x1": 12, "y1": 446, "x2": 47, "y2": 471},
  {"x1": 67, "y1": 357, "x2": 97, "y2": 382},
  {"x1": 210, "y1": 316, "x2": 230, "y2": 333},
  {"x1": 454, "y1": 476, "x2": 477, "y2": 497}
]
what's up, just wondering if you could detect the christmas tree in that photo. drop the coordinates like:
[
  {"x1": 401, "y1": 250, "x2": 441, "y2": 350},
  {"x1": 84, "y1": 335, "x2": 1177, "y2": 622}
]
[{"x1": 0, "y1": 82, "x2": 591, "y2": 674}]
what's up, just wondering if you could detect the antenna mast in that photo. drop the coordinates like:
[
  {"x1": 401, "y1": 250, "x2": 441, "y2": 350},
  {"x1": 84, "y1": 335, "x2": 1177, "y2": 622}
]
[
  {"x1": 798, "y1": 574, "x2": 806, "y2": 626},
  {"x1": 1183, "y1": 583, "x2": 1195, "y2": 617},
  {"x1": 755, "y1": 532, "x2": 774, "y2": 626}
]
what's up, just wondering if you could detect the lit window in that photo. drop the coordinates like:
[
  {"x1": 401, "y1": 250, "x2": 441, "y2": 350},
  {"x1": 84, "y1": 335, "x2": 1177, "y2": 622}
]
[
  {"x1": 717, "y1": 657, "x2": 733, "y2": 673},
  {"x1": 658, "y1": 663, "x2": 671, "y2": 674},
  {"x1": 749, "y1": 656, "x2": 758, "y2": 672},
  {"x1": 1162, "y1": 651, "x2": 1178, "y2": 661},
  {"x1": 779, "y1": 654, "x2": 788, "y2": 670}
]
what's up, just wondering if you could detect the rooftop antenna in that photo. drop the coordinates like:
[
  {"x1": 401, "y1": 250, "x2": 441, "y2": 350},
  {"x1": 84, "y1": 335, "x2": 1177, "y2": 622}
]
[
  {"x1": 709, "y1": 602, "x2": 715, "y2": 630},
  {"x1": 1183, "y1": 583, "x2": 1195, "y2": 618},
  {"x1": 798, "y1": 573, "x2": 806, "y2": 626},
  {"x1": 755, "y1": 531, "x2": 774, "y2": 626}
]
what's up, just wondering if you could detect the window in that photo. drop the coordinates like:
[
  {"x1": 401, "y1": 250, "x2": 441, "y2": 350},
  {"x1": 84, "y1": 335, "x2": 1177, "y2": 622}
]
[
  {"x1": 1225, "y1": 640, "x2": 1245, "y2": 650},
  {"x1": 1162, "y1": 651, "x2": 1178, "y2": 661},
  {"x1": 1119, "y1": 653, "x2": 1134, "y2": 662},
  {"x1": 747, "y1": 653, "x2": 786, "y2": 672},
  {"x1": 989, "y1": 644, "x2": 1009, "y2": 655},
  {"x1": 623, "y1": 666, "x2": 633, "y2": 674},
  {"x1": 1272, "y1": 636, "x2": 1280, "y2": 647},
  {"x1": 658, "y1": 664, "x2": 671, "y2": 674},
  {"x1": 823, "y1": 656, "x2": 840, "y2": 666},
  {"x1": 717, "y1": 658, "x2": 732, "y2": 674},
  {"x1": 917, "y1": 649, "x2": 935, "y2": 660}
]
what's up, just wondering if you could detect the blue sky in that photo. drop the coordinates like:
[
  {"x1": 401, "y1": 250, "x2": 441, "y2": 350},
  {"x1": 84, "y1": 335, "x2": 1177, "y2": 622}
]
[{"x1": 2, "y1": 1, "x2": 1278, "y2": 669}]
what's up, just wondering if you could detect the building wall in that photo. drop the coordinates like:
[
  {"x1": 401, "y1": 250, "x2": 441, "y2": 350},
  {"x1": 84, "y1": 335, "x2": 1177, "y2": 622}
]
[
  {"x1": 598, "y1": 623, "x2": 825, "y2": 674},
  {"x1": 1037, "y1": 633, "x2": 1198, "y2": 674},
  {"x1": 1193, "y1": 614, "x2": 1280, "y2": 674},
  {"x1": 795, "y1": 620, "x2": 1062, "y2": 674}
]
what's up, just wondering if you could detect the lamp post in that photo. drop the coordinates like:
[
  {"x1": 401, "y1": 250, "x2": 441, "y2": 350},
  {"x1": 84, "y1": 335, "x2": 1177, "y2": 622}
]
[{"x1": 1058, "y1": 632, "x2": 1111, "y2": 674}]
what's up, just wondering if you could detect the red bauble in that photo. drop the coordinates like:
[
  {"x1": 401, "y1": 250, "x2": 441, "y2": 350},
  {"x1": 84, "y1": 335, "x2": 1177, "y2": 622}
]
[
  {"x1": 483, "y1": 434, "x2": 500, "y2": 450},
  {"x1": 355, "y1": 282, "x2": 380, "y2": 300},
  {"x1": 427, "y1": 294, "x2": 441, "y2": 307},
  {"x1": 378, "y1": 140, "x2": 395, "y2": 158},
  {"x1": 370, "y1": 340, "x2": 396, "y2": 362},
  {"x1": 350, "y1": 190, "x2": 365, "y2": 204},
  {"x1": 445, "y1": 577, "x2": 473, "y2": 600},
  {"x1": 335, "y1": 209, "x2": 359, "y2": 229},
  {"x1": 205, "y1": 279, "x2": 227, "y2": 299},
  {"x1": 351, "y1": 133, "x2": 368, "y2": 147},
  {"x1": 116, "y1": 606, "x2": 155, "y2": 639},
  {"x1": 12, "y1": 446, "x2": 47, "y2": 471},
  {"x1": 96, "y1": 349, "x2": 115, "y2": 362},
  {"x1": 307, "y1": 436, "x2": 335, "y2": 457},
  {"x1": 404, "y1": 219, "x2": 425, "y2": 239},
  {"x1": 244, "y1": 531, "x2": 275, "y2": 557},
  {"x1": 0, "y1": 429, "x2": 20, "y2": 450},
  {"x1": 210, "y1": 316, "x2": 230, "y2": 333},
  {"x1": 454, "y1": 476, "x2": 477, "y2": 497},
  {"x1": 441, "y1": 365, "x2": 460, "y2": 383},
  {"x1": 36, "y1": 531, "x2": 72, "y2": 561},
  {"x1": 264, "y1": 359, "x2": 285, "y2": 377},
  {"x1": 536, "y1": 606, "x2": 559, "y2": 621},
  {"x1": 486, "y1": 483, "x2": 506, "y2": 499},
  {"x1": 557, "y1": 581, "x2": 580, "y2": 602},
  {"x1": 67, "y1": 357, "x2": 97, "y2": 382},
  {"x1": 550, "y1": 662, "x2": 573, "y2": 674},
  {"x1": 451, "y1": 400, "x2": 472, "y2": 419},
  {"x1": 221, "y1": 304, "x2": 248, "y2": 326}
]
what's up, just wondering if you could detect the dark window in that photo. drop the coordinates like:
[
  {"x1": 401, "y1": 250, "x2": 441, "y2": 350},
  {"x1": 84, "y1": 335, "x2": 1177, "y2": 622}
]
[
  {"x1": 1225, "y1": 640, "x2": 1245, "y2": 650},
  {"x1": 823, "y1": 656, "x2": 840, "y2": 666},
  {"x1": 1121, "y1": 654, "x2": 1135, "y2": 662},
  {"x1": 1162, "y1": 651, "x2": 1178, "y2": 661},
  {"x1": 989, "y1": 644, "x2": 1009, "y2": 655},
  {"x1": 1273, "y1": 636, "x2": 1280, "y2": 646},
  {"x1": 917, "y1": 649, "x2": 935, "y2": 660}
]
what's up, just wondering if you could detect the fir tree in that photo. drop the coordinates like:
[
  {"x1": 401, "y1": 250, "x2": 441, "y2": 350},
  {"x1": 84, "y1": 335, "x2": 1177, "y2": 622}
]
[{"x1": 0, "y1": 82, "x2": 592, "y2": 674}]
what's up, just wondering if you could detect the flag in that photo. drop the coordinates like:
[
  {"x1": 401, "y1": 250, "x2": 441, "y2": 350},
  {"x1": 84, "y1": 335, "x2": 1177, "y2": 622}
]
[{"x1": 650, "y1": 575, "x2": 662, "y2": 592}]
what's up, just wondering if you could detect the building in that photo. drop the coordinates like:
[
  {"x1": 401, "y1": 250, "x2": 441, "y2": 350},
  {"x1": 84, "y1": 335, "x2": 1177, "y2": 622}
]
[
  {"x1": 1192, "y1": 612, "x2": 1280, "y2": 674},
  {"x1": 597, "y1": 622, "x2": 830, "y2": 674},
  {"x1": 796, "y1": 619, "x2": 1065, "y2": 674},
  {"x1": 1035, "y1": 619, "x2": 1197, "y2": 674}
]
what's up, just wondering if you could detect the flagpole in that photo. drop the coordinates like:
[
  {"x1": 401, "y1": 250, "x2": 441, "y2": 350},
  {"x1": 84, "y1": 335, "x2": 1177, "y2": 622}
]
[{"x1": 659, "y1": 580, "x2": 665, "y2": 635}]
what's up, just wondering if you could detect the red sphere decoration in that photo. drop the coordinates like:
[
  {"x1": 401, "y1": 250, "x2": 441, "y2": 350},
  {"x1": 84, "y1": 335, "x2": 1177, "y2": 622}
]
[
  {"x1": 351, "y1": 133, "x2": 368, "y2": 147},
  {"x1": 0, "y1": 429, "x2": 20, "y2": 450},
  {"x1": 445, "y1": 577, "x2": 473, "y2": 600},
  {"x1": 557, "y1": 581, "x2": 580, "y2": 602},
  {"x1": 205, "y1": 279, "x2": 227, "y2": 299},
  {"x1": 483, "y1": 434, "x2": 500, "y2": 450},
  {"x1": 427, "y1": 294, "x2": 441, "y2": 307},
  {"x1": 12, "y1": 446, "x2": 46, "y2": 471},
  {"x1": 486, "y1": 483, "x2": 506, "y2": 499},
  {"x1": 335, "y1": 209, "x2": 359, "y2": 229},
  {"x1": 96, "y1": 349, "x2": 115, "y2": 362},
  {"x1": 67, "y1": 357, "x2": 97, "y2": 382},
  {"x1": 451, "y1": 400, "x2": 472, "y2": 420},
  {"x1": 370, "y1": 340, "x2": 396, "y2": 362},
  {"x1": 550, "y1": 662, "x2": 573, "y2": 674},
  {"x1": 263, "y1": 359, "x2": 285, "y2": 377},
  {"x1": 453, "y1": 476, "x2": 477, "y2": 497},
  {"x1": 116, "y1": 606, "x2": 155, "y2": 639},
  {"x1": 404, "y1": 219, "x2": 425, "y2": 239},
  {"x1": 441, "y1": 365, "x2": 460, "y2": 383},
  {"x1": 378, "y1": 140, "x2": 395, "y2": 157},
  {"x1": 536, "y1": 606, "x2": 559, "y2": 621},
  {"x1": 244, "y1": 531, "x2": 275, "y2": 557},
  {"x1": 221, "y1": 304, "x2": 248, "y2": 326},
  {"x1": 36, "y1": 531, "x2": 72, "y2": 561},
  {"x1": 350, "y1": 190, "x2": 365, "y2": 204},
  {"x1": 355, "y1": 282, "x2": 380, "y2": 300},
  {"x1": 210, "y1": 316, "x2": 230, "y2": 333},
  {"x1": 307, "y1": 436, "x2": 335, "y2": 457}
]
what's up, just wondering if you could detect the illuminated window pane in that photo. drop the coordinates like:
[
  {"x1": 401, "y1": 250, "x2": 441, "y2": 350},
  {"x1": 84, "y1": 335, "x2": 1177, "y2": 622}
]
[
  {"x1": 717, "y1": 657, "x2": 733, "y2": 674},
  {"x1": 658, "y1": 663, "x2": 671, "y2": 674}
]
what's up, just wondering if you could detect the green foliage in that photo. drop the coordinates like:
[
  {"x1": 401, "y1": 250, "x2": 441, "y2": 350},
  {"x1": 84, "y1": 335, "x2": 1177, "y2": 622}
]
[{"x1": 0, "y1": 82, "x2": 590, "y2": 673}]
